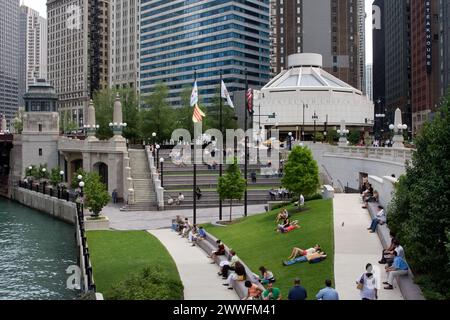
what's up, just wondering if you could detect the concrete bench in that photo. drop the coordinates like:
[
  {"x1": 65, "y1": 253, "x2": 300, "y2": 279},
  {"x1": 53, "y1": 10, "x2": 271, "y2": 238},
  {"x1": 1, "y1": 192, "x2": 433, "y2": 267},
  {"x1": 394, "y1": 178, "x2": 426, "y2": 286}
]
[
  {"x1": 366, "y1": 203, "x2": 425, "y2": 300},
  {"x1": 194, "y1": 230, "x2": 265, "y2": 299}
]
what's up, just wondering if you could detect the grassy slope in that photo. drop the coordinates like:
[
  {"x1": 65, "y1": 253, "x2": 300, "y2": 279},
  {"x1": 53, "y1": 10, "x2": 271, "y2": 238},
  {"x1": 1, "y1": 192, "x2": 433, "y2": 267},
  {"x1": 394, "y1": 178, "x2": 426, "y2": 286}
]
[
  {"x1": 205, "y1": 199, "x2": 334, "y2": 300},
  {"x1": 87, "y1": 230, "x2": 181, "y2": 299}
]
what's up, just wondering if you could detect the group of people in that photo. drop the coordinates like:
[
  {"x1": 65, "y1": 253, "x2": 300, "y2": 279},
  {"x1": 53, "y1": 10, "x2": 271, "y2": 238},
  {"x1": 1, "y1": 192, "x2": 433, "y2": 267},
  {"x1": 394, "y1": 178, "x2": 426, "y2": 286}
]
[
  {"x1": 167, "y1": 193, "x2": 185, "y2": 206},
  {"x1": 269, "y1": 187, "x2": 291, "y2": 201},
  {"x1": 361, "y1": 181, "x2": 379, "y2": 209},
  {"x1": 172, "y1": 215, "x2": 206, "y2": 246},
  {"x1": 282, "y1": 244, "x2": 327, "y2": 266},
  {"x1": 274, "y1": 209, "x2": 300, "y2": 233}
]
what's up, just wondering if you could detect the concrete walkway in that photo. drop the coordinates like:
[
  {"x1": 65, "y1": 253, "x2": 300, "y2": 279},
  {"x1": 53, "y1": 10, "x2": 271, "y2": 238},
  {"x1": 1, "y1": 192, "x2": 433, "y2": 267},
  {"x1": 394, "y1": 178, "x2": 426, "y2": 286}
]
[
  {"x1": 149, "y1": 229, "x2": 238, "y2": 300},
  {"x1": 104, "y1": 204, "x2": 266, "y2": 230},
  {"x1": 333, "y1": 194, "x2": 403, "y2": 300}
]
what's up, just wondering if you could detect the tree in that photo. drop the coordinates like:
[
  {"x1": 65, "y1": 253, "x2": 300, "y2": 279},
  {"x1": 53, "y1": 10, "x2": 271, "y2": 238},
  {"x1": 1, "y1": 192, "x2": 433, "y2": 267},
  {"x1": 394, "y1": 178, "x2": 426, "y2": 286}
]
[
  {"x1": 84, "y1": 172, "x2": 111, "y2": 217},
  {"x1": 50, "y1": 167, "x2": 62, "y2": 186},
  {"x1": 347, "y1": 130, "x2": 361, "y2": 145},
  {"x1": 25, "y1": 165, "x2": 39, "y2": 180},
  {"x1": 60, "y1": 110, "x2": 78, "y2": 134},
  {"x1": 140, "y1": 83, "x2": 175, "y2": 143},
  {"x1": 388, "y1": 98, "x2": 450, "y2": 299},
  {"x1": 173, "y1": 86, "x2": 194, "y2": 136},
  {"x1": 118, "y1": 87, "x2": 141, "y2": 144},
  {"x1": 71, "y1": 168, "x2": 87, "y2": 189},
  {"x1": 203, "y1": 86, "x2": 238, "y2": 131},
  {"x1": 217, "y1": 159, "x2": 246, "y2": 221},
  {"x1": 282, "y1": 146, "x2": 320, "y2": 200},
  {"x1": 93, "y1": 88, "x2": 114, "y2": 140}
]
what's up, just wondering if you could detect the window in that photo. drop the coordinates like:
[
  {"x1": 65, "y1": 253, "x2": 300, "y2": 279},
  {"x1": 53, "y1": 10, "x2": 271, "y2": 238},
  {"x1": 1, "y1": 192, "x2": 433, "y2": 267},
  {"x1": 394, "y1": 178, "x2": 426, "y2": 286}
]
[
  {"x1": 39, "y1": 124, "x2": 43, "y2": 132},
  {"x1": 39, "y1": 149, "x2": 42, "y2": 156}
]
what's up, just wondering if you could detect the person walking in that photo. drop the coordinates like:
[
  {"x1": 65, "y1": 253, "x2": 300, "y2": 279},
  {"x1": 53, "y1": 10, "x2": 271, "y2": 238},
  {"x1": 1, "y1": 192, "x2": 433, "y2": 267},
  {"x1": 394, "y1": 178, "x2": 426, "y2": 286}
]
[
  {"x1": 316, "y1": 279, "x2": 339, "y2": 300},
  {"x1": 287, "y1": 278, "x2": 307, "y2": 300},
  {"x1": 356, "y1": 264, "x2": 378, "y2": 300}
]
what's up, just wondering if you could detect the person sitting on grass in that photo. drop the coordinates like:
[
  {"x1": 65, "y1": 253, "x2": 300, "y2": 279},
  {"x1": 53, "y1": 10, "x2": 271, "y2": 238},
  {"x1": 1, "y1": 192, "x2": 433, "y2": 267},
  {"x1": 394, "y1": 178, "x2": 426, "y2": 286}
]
[
  {"x1": 287, "y1": 245, "x2": 321, "y2": 260},
  {"x1": 262, "y1": 282, "x2": 282, "y2": 300},
  {"x1": 367, "y1": 205, "x2": 386, "y2": 233},
  {"x1": 223, "y1": 261, "x2": 246, "y2": 290},
  {"x1": 276, "y1": 218, "x2": 300, "y2": 233},
  {"x1": 208, "y1": 239, "x2": 225, "y2": 264},
  {"x1": 275, "y1": 209, "x2": 289, "y2": 223},
  {"x1": 257, "y1": 266, "x2": 276, "y2": 285},
  {"x1": 242, "y1": 281, "x2": 263, "y2": 300},
  {"x1": 283, "y1": 250, "x2": 327, "y2": 266}
]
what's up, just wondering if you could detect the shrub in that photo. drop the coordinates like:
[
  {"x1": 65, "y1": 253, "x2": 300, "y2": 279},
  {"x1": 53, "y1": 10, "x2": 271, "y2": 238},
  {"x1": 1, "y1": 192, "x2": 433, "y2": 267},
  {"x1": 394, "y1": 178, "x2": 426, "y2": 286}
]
[{"x1": 108, "y1": 267, "x2": 184, "y2": 300}]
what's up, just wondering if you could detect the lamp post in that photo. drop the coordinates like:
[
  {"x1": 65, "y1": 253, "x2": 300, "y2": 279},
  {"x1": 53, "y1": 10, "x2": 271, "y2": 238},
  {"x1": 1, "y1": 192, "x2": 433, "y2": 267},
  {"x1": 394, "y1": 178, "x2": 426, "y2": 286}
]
[
  {"x1": 59, "y1": 171, "x2": 64, "y2": 199},
  {"x1": 287, "y1": 132, "x2": 293, "y2": 151},
  {"x1": 160, "y1": 157, "x2": 165, "y2": 188},
  {"x1": 302, "y1": 103, "x2": 308, "y2": 141},
  {"x1": 42, "y1": 168, "x2": 47, "y2": 194},
  {"x1": 152, "y1": 132, "x2": 157, "y2": 158},
  {"x1": 375, "y1": 111, "x2": 386, "y2": 140},
  {"x1": 156, "y1": 144, "x2": 161, "y2": 169},
  {"x1": 312, "y1": 111, "x2": 319, "y2": 143},
  {"x1": 79, "y1": 181, "x2": 85, "y2": 218}
]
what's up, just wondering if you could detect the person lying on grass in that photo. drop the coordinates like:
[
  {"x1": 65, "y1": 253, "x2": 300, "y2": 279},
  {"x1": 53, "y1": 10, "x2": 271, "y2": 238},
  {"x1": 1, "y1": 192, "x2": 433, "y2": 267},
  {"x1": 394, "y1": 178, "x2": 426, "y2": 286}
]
[
  {"x1": 282, "y1": 251, "x2": 327, "y2": 266},
  {"x1": 276, "y1": 218, "x2": 300, "y2": 233},
  {"x1": 287, "y1": 245, "x2": 322, "y2": 260},
  {"x1": 275, "y1": 209, "x2": 289, "y2": 223}
]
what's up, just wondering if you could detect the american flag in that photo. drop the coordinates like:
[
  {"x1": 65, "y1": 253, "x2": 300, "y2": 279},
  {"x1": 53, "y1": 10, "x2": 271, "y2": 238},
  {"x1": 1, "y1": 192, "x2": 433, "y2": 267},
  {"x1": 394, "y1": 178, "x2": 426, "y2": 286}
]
[
  {"x1": 246, "y1": 89, "x2": 254, "y2": 114},
  {"x1": 192, "y1": 104, "x2": 206, "y2": 123}
]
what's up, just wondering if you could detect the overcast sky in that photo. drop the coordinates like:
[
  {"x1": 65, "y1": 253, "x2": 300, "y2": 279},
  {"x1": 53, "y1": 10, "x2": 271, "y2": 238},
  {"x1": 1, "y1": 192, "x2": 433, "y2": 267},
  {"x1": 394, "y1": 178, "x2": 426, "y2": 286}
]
[{"x1": 22, "y1": 0, "x2": 374, "y2": 64}]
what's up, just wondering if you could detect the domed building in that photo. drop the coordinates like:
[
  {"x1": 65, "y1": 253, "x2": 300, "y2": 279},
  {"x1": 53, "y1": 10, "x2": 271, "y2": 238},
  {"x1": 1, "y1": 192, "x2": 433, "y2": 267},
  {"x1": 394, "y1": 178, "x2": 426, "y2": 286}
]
[{"x1": 254, "y1": 53, "x2": 374, "y2": 141}]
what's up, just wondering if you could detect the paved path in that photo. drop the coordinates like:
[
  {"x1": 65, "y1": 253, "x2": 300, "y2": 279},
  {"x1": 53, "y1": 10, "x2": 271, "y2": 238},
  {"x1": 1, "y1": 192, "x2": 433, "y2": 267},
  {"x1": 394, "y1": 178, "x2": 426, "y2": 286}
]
[
  {"x1": 333, "y1": 194, "x2": 403, "y2": 300},
  {"x1": 149, "y1": 229, "x2": 238, "y2": 300},
  {"x1": 104, "y1": 204, "x2": 266, "y2": 230}
]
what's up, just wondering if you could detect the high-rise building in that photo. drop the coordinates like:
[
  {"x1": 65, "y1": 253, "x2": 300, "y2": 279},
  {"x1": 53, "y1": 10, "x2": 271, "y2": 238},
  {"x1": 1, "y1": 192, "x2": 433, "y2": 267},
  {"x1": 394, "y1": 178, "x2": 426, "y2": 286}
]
[
  {"x1": 383, "y1": 0, "x2": 412, "y2": 131},
  {"x1": 47, "y1": 0, "x2": 109, "y2": 127},
  {"x1": 440, "y1": 0, "x2": 450, "y2": 96},
  {"x1": 365, "y1": 64, "x2": 373, "y2": 101},
  {"x1": 372, "y1": 0, "x2": 385, "y2": 113},
  {"x1": 139, "y1": 0, "x2": 271, "y2": 106},
  {"x1": 0, "y1": 0, "x2": 20, "y2": 124},
  {"x1": 19, "y1": 6, "x2": 47, "y2": 107},
  {"x1": 269, "y1": 0, "x2": 365, "y2": 91},
  {"x1": 410, "y1": 0, "x2": 440, "y2": 134},
  {"x1": 109, "y1": 0, "x2": 140, "y2": 91}
]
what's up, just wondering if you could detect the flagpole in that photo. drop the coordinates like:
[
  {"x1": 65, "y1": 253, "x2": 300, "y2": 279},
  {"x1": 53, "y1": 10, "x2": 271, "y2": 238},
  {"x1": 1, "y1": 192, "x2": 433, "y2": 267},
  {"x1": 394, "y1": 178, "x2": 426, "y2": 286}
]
[
  {"x1": 244, "y1": 68, "x2": 248, "y2": 217},
  {"x1": 193, "y1": 70, "x2": 197, "y2": 225},
  {"x1": 219, "y1": 69, "x2": 223, "y2": 221}
]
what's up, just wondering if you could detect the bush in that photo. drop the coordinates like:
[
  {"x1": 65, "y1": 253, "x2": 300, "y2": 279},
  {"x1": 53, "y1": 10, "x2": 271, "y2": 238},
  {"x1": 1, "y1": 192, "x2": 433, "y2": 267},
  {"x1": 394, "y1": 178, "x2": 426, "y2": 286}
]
[{"x1": 108, "y1": 267, "x2": 184, "y2": 300}]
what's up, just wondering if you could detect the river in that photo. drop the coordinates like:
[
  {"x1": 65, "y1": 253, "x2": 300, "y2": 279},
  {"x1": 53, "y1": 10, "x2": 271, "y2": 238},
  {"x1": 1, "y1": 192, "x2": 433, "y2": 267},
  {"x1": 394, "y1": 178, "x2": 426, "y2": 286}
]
[{"x1": 0, "y1": 197, "x2": 79, "y2": 300}]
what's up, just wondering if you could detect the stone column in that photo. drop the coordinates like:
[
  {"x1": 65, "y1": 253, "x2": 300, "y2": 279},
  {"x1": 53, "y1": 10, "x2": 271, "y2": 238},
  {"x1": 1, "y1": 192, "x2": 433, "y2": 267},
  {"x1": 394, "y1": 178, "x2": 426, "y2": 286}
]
[
  {"x1": 338, "y1": 120, "x2": 349, "y2": 147},
  {"x1": 391, "y1": 108, "x2": 406, "y2": 149},
  {"x1": 1, "y1": 114, "x2": 6, "y2": 133},
  {"x1": 86, "y1": 100, "x2": 98, "y2": 140}
]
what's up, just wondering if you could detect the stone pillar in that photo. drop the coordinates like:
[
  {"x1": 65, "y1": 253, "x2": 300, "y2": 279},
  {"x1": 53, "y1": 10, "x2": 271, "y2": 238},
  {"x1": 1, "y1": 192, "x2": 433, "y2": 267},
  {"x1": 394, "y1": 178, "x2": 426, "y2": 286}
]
[
  {"x1": 86, "y1": 100, "x2": 98, "y2": 139},
  {"x1": 338, "y1": 120, "x2": 349, "y2": 147},
  {"x1": 1, "y1": 114, "x2": 6, "y2": 133},
  {"x1": 391, "y1": 108, "x2": 406, "y2": 149}
]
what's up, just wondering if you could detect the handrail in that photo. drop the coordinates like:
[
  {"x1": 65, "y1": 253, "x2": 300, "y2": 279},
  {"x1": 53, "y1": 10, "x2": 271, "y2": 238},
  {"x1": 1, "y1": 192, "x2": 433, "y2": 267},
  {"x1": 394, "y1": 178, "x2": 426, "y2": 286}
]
[
  {"x1": 321, "y1": 164, "x2": 334, "y2": 186},
  {"x1": 336, "y1": 179, "x2": 345, "y2": 193}
]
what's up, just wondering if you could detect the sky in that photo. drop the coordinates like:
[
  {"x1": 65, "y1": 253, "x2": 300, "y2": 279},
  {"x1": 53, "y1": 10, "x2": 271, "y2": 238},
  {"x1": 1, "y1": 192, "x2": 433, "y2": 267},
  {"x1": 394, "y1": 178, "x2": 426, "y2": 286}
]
[{"x1": 22, "y1": 0, "x2": 374, "y2": 64}]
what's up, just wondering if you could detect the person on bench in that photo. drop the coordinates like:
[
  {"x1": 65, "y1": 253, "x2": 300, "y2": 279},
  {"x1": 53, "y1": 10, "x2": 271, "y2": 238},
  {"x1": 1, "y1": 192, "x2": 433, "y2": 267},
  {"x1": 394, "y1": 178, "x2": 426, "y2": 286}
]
[
  {"x1": 379, "y1": 231, "x2": 397, "y2": 264},
  {"x1": 242, "y1": 281, "x2": 263, "y2": 300},
  {"x1": 258, "y1": 266, "x2": 276, "y2": 285},
  {"x1": 172, "y1": 215, "x2": 184, "y2": 233},
  {"x1": 223, "y1": 261, "x2": 246, "y2": 290},
  {"x1": 188, "y1": 225, "x2": 199, "y2": 246},
  {"x1": 287, "y1": 245, "x2": 321, "y2": 260},
  {"x1": 383, "y1": 251, "x2": 409, "y2": 290},
  {"x1": 362, "y1": 190, "x2": 379, "y2": 209},
  {"x1": 219, "y1": 250, "x2": 239, "y2": 279},
  {"x1": 384, "y1": 239, "x2": 405, "y2": 267},
  {"x1": 208, "y1": 239, "x2": 225, "y2": 263},
  {"x1": 367, "y1": 205, "x2": 386, "y2": 233},
  {"x1": 197, "y1": 226, "x2": 206, "y2": 241},
  {"x1": 181, "y1": 218, "x2": 192, "y2": 237}
]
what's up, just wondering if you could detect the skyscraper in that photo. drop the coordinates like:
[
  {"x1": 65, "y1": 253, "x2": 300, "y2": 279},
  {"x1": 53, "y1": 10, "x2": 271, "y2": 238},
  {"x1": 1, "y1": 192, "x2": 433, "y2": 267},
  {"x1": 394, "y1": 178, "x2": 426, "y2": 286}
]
[
  {"x1": 365, "y1": 64, "x2": 373, "y2": 101},
  {"x1": 0, "y1": 0, "x2": 20, "y2": 123},
  {"x1": 19, "y1": 5, "x2": 47, "y2": 107},
  {"x1": 410, "y1": 0, "x2": 440, "y2": 134},
  {"x1": 269, "y1": 0, "x2": 365, "y2": 91},
  {"x1": 440, "y1": 0, "x2": 450, "y2": 96},
  {"x1": 139, "y1": 0, "x2": 271, "y2": 106},
  {"x1": 47, "y1": 0, "x2": 109, "y2": 127},
  {"x1": 109, "y1": 0, "x2": 140, "y2": 91},
  {"x1": 372, "y1": 0, "x2": 385, "y2": 112}
]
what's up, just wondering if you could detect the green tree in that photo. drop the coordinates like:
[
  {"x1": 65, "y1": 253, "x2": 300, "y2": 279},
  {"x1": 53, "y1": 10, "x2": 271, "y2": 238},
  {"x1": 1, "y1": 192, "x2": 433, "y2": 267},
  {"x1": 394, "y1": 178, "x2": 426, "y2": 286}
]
[
  {"x1": 118, "y1": 87, "x2": 141, "y2": 143},
  {"x1": 93, "y1": 88, "x2": 114, "y2": 140},
  {"x1": 313, "y1": 132, "x2": 324, "y2": 143},
  {"x1": 50, "y1": 167, "x2": 63, "y2": 186},
  {"x1": 388, "y1": 98, "x2": 450, "y2": 299},
  {"x1": 37, "y1": 164, "x2": 49, "y2": 180},
  {"x1": 25, "y1": 165, "x2": 39, "y2": 179},
  {"x1": 173, "y1": 86, "x2": 194, "y2": 136},
  {"x1": 71, "y1": 168, "x2": 87, "y2": 189},
  {"x1": 347, "y1": 130, "x2": 361, "y2": 145},
  {"x1": 140, "y1": 83, "x2": 175, "y2": 143},
  {"x1": 13, "y1": 107, "x2": 24, "y2": 134},
  {"x1": 217, "y1": 159, "x2": 246, "y2": 221},
  {"x1": 282, "y1": 146, "x2": 320, "y2": 200},
  {"x1": 84, "y1": 172, "x2": 111, "y2": 217},
  {"x1": 204, "y1": 86, "x2": 237, "y2": 131},
  {"x1": 60, "y1": 110, "x2": 78, "y2": 134},
  {"x1": 325, "y1": 130, "x2": 339, "y2": 144}
]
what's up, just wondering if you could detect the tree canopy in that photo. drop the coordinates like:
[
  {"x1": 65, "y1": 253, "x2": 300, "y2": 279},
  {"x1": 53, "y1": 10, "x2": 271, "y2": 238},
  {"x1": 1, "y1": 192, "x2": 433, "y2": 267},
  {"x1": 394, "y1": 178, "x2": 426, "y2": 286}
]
[
  {"x1": 217, "y1": 159, "x2": 246, "y2": 221},
  {"x1": 84, "y1": 172, "x2": 111, "y2": 217}
]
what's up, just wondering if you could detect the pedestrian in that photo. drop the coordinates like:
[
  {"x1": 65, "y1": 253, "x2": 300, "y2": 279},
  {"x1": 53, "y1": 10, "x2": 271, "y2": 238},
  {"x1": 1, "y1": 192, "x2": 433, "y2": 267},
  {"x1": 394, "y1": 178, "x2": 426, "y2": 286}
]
[
  {"x1": 316, "y1": 279, "x2": 339, "y2": 300},
  {"x1": 196, "y1": 187, "x2": 202, "y2": 200},
  {"x1": 356, "y1": 264, "x2": 378, "y2": 300},
  {"x1": 112, "y1": 189, "x2": 118, "y2": 204},
  {"x1": 251, "y1": 171, "x2": 257, "y2": 183},
  {"x1": 287, "y1": 278, "x2": 307, "y2": 300}
]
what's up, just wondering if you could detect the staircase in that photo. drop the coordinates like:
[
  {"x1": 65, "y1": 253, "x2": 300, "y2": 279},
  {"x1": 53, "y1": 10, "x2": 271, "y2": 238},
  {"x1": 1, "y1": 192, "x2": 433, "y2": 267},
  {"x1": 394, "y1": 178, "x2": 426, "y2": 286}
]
[{"x1": 122, "y1": 149, "x2": 157, "y2": 211}]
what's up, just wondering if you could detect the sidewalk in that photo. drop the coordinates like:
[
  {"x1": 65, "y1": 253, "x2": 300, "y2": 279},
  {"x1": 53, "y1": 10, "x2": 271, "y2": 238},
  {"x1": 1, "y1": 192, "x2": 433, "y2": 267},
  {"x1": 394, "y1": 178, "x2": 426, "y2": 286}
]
[
  {"x1": 148, "y1": 229, "x2": 238, "y2": 300},
  {"x1": 333, "y1": 194, "x2": 403, "y2": 300}
]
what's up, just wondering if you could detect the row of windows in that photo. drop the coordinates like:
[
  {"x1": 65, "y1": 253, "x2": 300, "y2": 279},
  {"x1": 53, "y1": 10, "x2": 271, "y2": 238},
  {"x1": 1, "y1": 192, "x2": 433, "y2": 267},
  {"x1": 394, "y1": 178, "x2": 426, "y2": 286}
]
[
  {"x1": 25, "y1": 101, "x2": 57, "y2": 112},
  {"x1": 141, "y1": 41, "x2": 269, "y2": 63}
]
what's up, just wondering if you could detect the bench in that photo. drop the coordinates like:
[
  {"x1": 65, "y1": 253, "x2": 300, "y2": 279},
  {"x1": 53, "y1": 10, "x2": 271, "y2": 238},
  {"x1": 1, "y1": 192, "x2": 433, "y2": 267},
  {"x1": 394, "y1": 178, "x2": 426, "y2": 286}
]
[
  {"x1": 366, "y1": 202, "x2": 425, "y2": 300},
  {"x1": 193, "y1": 230, "x2": 265, "y2": 299}
]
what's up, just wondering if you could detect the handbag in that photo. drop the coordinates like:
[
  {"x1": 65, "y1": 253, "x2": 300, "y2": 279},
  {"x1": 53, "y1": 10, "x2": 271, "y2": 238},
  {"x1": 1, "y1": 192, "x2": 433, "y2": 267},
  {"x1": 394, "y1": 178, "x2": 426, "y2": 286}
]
[{"x1": 356, "y1": 275, "x2": 364, "y2": 290}]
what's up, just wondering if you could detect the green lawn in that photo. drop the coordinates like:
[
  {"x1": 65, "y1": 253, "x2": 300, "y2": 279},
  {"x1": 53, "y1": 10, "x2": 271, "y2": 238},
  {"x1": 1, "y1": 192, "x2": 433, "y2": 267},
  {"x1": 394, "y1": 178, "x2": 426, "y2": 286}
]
[
  {"x1": 204, "y1": 199, "x2": 334, "y2": 300},
  {"x1": 87, "y1": 230, "x2": 182, "y2": 299}
]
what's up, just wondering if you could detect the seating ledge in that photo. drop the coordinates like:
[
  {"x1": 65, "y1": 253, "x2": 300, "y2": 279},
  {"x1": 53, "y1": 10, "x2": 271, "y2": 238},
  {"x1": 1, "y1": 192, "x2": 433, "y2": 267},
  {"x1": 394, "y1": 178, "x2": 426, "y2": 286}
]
[{"x1": 366, "y1": 202, "x2": 425, "y2": 300}]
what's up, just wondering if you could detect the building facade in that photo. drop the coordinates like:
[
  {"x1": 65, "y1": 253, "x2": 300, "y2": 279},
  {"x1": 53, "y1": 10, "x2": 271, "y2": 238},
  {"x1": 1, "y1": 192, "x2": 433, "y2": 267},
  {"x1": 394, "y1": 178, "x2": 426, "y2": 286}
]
[
  {"x1": 139, "y1": 0, "x2": 271, "y2": 106},
  {"x1": 47, "y1": 0, "x2": 109, "y2": 128},
  {"x1": 440, "y1": 0, "x2": 450, "y2": 96},
  {"x1": 269, "y1": 0, "x2": 365, "y2": 91},
  {"x1": 0, "y1": 0, "x2": 20, "y2": 124},
  {"x1": 365, "y1": 64, "x2": 373, "y2": 101},
  {"x1": 19, "y1": 6, "x2": 47, "y2": 107},
  {"x1": 410, "y1": 0, "x2": 440, "y2": 134},
  {"x1": 109, "y1": 0, "x2": 140, "y2": 90},
  {"x1": 383, "y1": 0, "x2": 412, "y2": 132},
  {"x1": 372, "y1": 0, "x2": 385, "y2": 115}
]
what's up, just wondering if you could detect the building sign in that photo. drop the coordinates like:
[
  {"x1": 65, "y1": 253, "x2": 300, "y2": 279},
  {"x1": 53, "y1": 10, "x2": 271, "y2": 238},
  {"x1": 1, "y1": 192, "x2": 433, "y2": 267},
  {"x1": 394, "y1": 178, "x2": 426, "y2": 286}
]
[{"x1": 425, "y1": 0, "x2": 432, "y2": 74}]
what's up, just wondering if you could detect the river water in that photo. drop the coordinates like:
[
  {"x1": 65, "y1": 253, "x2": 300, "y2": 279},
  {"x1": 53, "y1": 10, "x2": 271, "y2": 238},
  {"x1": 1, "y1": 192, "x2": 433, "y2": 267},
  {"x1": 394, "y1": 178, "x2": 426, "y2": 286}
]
[{"x1": 0, "y1": 197, "x2": 79, "y2": 300}]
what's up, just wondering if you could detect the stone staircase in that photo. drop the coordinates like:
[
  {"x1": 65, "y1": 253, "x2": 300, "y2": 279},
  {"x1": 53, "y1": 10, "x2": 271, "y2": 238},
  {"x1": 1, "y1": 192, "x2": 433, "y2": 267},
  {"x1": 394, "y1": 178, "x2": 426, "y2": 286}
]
[{"x1": 122, "y1": 149, "x2": 157, "y2": 211}]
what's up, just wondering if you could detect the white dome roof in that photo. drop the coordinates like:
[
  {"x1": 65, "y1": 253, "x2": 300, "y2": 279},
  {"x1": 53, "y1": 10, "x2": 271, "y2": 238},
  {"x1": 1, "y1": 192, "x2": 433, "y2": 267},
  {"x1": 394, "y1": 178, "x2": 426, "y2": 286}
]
[{"x1": 263, "y1": 54, "x2": 360, "y2": 94}]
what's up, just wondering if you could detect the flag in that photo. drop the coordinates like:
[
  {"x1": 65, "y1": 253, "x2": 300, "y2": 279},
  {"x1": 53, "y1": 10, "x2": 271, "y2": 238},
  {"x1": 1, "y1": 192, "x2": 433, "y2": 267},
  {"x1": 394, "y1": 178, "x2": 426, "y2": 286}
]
[
  {"x1": 190, "y1": 81, "x2": 198, "y2": 107},
  {"x1": 192, "y1": 104, "x2": 206, "y2": 123},
  {"x1": 221, "y1": 80, "x2": 235, "y2": 108},
  {"x1": 246, "y1": 89, "x2": 254, "y2": 114}
]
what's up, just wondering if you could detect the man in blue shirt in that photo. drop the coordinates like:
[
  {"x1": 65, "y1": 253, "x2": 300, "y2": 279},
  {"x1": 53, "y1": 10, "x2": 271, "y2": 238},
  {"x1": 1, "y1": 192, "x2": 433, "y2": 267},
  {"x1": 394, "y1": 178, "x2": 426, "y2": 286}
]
[
  {"x1": 316, "y1": 279, "x2": 339, "y2": 300},
  {"x1": 384, "y1": 251, "x2": 409, "y2": 290},
  {"x1": 288, "y1": 278, "x2": 307, "y2": 300}
]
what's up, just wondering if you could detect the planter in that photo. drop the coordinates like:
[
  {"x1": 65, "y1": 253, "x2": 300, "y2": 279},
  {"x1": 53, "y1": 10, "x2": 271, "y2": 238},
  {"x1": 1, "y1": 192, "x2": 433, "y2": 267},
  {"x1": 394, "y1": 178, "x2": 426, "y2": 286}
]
[{"x1": 84, "y1": 216, "x2": 110, "y2": 231}]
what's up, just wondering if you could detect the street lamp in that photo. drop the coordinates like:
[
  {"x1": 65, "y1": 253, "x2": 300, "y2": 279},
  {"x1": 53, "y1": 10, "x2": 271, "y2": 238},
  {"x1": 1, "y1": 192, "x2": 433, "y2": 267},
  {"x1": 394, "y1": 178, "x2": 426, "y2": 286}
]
[
  {"x1": 79, "y1": 181, "x2": 85, "y2": 218},
  {"x1": 160, "y1": 157, "x2": 165, "y2": 188},
  {"x1": 42, "y1": 168, "x2": 47, "y2": 194},
  {"x1": 302, "y1": 103, "x2": 308, "y2": 141},
  {"x1": 287, "y1": 132, "x2": 293, "y2": 151},
  {"x1": 156, "y1": 144, "x2": 161, "y2": 169},
  {"x1": 312, "y1": 112, "x2": 319, "y2": 143},
  {"x1": 375, "y1": 113, "x2": 386, "y2": 139}
]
